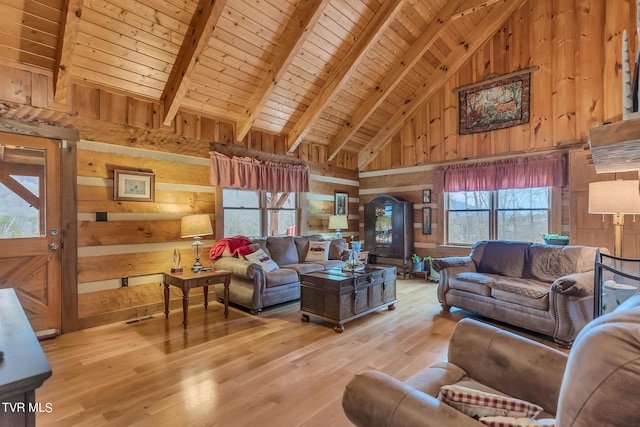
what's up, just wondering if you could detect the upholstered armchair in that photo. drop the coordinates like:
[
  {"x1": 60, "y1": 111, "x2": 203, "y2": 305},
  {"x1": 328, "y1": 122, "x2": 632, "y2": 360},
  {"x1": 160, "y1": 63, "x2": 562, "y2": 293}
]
[{"x1": 342, "y1": 294, "x2": 640, "y2": 427}]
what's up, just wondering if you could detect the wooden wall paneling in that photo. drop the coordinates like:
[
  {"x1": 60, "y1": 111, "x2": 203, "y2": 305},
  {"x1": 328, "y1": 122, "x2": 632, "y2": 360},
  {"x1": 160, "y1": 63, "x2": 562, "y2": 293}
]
[
  {"x1": 530, "y1": 0, "x2": 553, "y2": 150},
  {"x1": 99, "y1": 91, "x2": 128, "y2": 125},
  {"x1": 443, "y1": 76, "x2": 457, "y2": 160},
  {"x1": 568, "y1": 149, "x2": 615, "y2": 192},
  {"x1": 602, "y1": 0, "x2": 633, "y2": 122},
  {"x1": 551, "y1": 0, "x2": 578, "y2": 146},
  {"x1": 0, "y1": 65, "x2": 32, "y2": 105},
  {"x1": 575, "y1": 0, "x2": 605, "y2": 142},
  {"x1": 72, "y1": 85, "x2": 100, "y2": 118},
  {"x1": 78, "y1": 220, "x2": 181, "y2": 246},
  {"x1": 428, "y1": 89, "x2": 443, "y2": 163}
]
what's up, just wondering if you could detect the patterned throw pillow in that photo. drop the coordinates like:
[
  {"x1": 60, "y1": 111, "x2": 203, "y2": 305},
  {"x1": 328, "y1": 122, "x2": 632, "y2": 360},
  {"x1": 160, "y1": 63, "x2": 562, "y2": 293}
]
[
  {"x1": 245, "y1": 248, "x2": 279, "y2": 272},
  {"x1": 479, "y1": 416, "x2": 555, "y2": 427},
  {"x1": 306, "y1": 241, "x2": 330, "y2": 262},
  {"x1": 438, "y1": 385, "x2": 543, "y2": 419}
]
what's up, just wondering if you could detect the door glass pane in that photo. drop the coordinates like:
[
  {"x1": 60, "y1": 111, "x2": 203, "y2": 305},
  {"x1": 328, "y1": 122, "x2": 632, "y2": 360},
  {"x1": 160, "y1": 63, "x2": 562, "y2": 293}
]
[{"x1": 0, "y1": 145, "x2": 45, "y2": 238}]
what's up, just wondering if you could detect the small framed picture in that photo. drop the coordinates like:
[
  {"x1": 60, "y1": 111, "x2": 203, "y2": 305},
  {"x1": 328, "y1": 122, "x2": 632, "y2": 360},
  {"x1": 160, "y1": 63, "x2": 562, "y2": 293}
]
[
  {"x1": 113, "y1": 169, "x2": 155, "y2": 202},
  {"x1": 423, "y1": 189, "x2": 431, "y2": 204},
  {"x1": 422, "y1": 207, "x2": 432, "y2": 235},
  {"x1": 334, "y1": 191, "x2": 348, "y2": 215}
]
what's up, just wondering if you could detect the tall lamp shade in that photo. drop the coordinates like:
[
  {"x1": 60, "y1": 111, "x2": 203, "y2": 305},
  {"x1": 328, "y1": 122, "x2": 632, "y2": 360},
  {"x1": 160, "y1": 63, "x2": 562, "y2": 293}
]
[
  {"x1": 328, "y1": 215, "x2": 348, "y2": 239},
  {"x1": 181, "y1": 214, "x2": 213, "y2": 272},
  {"x1": 589, "y1": 180, "x2": 640, "y2": 256}
]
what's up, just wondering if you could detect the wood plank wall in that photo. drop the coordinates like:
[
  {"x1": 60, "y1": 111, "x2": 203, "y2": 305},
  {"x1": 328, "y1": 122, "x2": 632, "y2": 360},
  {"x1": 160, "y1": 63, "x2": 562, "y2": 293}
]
[
  {"x1": 360, "y1": 0, "x2": 636, "y2": 259},
  {"x1": 0, "y1": 62, "x2": 358, "y2": 328}
]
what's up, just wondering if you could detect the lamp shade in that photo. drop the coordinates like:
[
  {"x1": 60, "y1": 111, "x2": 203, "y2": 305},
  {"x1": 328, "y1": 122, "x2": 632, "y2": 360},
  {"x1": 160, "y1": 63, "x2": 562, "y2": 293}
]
[
  {"x1": 328, "y1": 215, "x2": 348, "y2": 230},
  {"x1": 588, "y1": 180, "x2": 640, "y2": 214},
  {"x1": 181, "y1": 214, "x2": 213, "y2": 238}
]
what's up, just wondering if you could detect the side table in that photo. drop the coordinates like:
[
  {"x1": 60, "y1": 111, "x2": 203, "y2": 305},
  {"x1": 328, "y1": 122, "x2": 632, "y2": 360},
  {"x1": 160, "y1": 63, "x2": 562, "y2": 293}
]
[{"x1": 163, "y1": 269, "x2": 231, "y2": 329}]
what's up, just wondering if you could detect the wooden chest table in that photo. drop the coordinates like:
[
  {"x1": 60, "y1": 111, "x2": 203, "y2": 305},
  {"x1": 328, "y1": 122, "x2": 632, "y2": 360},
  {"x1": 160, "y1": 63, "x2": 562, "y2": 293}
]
[{"x1": 300, "y1": 265, "x2": 397, "y2": 332}]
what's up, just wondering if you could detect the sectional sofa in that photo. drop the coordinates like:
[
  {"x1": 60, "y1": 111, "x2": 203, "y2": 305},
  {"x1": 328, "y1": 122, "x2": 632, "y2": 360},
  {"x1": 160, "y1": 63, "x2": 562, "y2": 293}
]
[{"x1": 211, "y1": 235, "x2": 348, "y2": 314}]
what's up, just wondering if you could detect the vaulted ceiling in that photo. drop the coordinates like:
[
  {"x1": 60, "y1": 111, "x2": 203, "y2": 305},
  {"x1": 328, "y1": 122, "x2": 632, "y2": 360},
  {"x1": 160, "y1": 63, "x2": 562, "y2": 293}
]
[{"x1": 4, "y1": 0, "x2": 525, "y2": 168}]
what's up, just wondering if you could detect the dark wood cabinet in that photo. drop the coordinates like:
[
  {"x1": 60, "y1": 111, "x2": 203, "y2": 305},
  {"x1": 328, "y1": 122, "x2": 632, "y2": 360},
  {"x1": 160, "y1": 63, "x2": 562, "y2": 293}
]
[{"x1": 363, "y1": 195, "x2": 413, "y2": 273}]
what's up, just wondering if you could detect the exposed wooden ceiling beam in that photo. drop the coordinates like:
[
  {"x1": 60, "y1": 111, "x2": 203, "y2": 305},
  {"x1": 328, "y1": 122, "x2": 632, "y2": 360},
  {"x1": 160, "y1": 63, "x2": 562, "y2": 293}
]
[
  {"x1": 286, "y1": 0, "x2": 405, "y2": 153},
  {"x1": 453, "y1": 0, "x2": 503, "y2": 19},
  {"x1": 53, "y1": 0, "x2": 84, "y2": 104},
  {"x1": 358, "y1": 0, "x2": 528, "y2": 170},
  {"x1": 325, "y1": 0, "x2": 465, "y2": 161},
  {"x1": 161, "y1": 0, "x2": 227, "y2": 126},
  {"x1": 236, "y1": 0, "x2": 331, "y2": 143}
]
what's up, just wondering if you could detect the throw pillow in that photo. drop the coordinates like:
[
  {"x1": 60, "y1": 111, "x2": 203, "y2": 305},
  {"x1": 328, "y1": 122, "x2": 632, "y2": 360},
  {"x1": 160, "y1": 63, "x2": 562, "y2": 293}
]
[
  {"x1": 479, "y1": 417, "x2": 555, "y2": 427},
  {"x1": 438, "y1": 385, "x2": 543, "y2": 419},
  {"x1": 245, "y1": 248, "x2": 279, "y2": 272},
  {"x1": 329, "y1": 239, "x2": 347, "y2": 260},
  {"x1": 306, "y1": 241, "x2": 330, "y2": 262}
]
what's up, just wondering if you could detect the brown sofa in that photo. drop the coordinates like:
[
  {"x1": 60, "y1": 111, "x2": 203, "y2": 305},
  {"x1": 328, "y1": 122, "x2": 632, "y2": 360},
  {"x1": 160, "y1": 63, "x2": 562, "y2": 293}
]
[
  {"x1": 212, "y1": 235, "x2": 347, "y2": 314},
  {"x1": 342, "y1": 293, "x2": 640, "y2": 427},
  {"x1": 432, "y1": 240, "x2": 605, "y2": 347}
]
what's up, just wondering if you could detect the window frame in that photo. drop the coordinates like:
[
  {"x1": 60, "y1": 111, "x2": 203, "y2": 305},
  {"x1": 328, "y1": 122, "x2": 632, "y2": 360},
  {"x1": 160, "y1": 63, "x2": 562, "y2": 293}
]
[
  {"x1": 222, "y1": 188, "x2": 300, "y2": 238},
  {"x1": 444, "y1": 187, "x2": 557, "y2": 246}
]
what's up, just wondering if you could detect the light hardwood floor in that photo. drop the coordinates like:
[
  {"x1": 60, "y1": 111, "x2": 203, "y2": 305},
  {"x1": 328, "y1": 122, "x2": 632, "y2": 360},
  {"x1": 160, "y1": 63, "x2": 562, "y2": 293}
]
[{"x1": 35, "y1": 279, "x2": 551, "y2": 427}]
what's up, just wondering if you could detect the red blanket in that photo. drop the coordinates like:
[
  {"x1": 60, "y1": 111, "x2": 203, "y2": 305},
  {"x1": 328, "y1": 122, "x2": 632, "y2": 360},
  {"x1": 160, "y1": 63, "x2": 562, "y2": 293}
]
[{"x1": 209, "y1": 236, "x2": 253, "y2": 259}]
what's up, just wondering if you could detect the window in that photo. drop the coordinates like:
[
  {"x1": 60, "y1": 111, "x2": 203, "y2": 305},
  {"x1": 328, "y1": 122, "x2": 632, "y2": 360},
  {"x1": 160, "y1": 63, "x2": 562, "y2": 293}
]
[
  {"x1": 223, "y1": 189, "x2": 298, "y2": 238},
  {"x1": 446, "y1": 187, "x2": 550, "y2": 245}
]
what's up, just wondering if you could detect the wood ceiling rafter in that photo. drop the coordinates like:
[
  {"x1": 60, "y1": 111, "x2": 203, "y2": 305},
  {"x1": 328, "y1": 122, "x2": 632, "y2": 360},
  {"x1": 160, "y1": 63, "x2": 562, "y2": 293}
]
[
  {"x1": 236, "y1": 0, "x2": 332, "y2": 142},
  {"x1": 358, "y1": 0, "x2": 529, "y2": 169},
  {"x1": 161, "y1": 0, "x2": 227, "y2": 126},
  {"x1": 325, "y1": 0, "x2": 465, "y2": 161},
  {"x1": 286, "y1": 0, "x2": 406, "y2": 153},
  {"x1": 54, "y1": 0, "x2": 84, "y2": 104},
  {"x1": 453, "y1": 0, "x2": 503, "y2": 18}
]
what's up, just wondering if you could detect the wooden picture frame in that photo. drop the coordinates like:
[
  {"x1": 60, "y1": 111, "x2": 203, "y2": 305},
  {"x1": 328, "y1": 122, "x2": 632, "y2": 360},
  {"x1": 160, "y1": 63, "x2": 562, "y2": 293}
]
[
  {"x1": 457, "y1": 69, "x2": 533, "y2": 135},
  {"x1": 334, "y1": 191, "x2": 348, "y2": 215},
  {"x1": 423, "y1": 189, "x2": 431, "y2": 204},
  {"x1": 422, "y1": 207, "x2": 432, "y2": 235},
  {"x1": 113, "y1": 169, "x2": 155, "y2": 202}
]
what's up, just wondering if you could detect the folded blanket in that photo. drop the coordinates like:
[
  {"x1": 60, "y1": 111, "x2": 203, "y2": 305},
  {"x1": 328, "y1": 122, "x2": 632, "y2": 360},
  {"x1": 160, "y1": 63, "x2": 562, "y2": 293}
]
[{"x1": 209, "y1": 236, "x2": 253, "y2": 259}]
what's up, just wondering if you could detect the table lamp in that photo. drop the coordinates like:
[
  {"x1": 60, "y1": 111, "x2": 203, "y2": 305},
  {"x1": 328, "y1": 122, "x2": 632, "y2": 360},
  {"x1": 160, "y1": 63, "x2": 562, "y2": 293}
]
[
  {"x1": 328, "y1": 215, "x2": 348, "y2": 239},
  {"x1": 181, "y1": 214, "x2": 213, "y2": 272},
  {"x1": 589, "y1": 179, "x2": 640, "y2": 257}
]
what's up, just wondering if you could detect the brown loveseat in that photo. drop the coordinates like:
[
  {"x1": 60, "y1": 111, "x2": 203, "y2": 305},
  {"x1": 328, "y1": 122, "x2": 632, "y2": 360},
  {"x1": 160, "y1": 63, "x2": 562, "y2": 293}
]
[
  {"x1": 433, "y1": 240, "x2": 605, "y2": 347},
  {"x1": 342, "y1": 293, "x2": 640, "y2": 427},
  {"x1": 212, "y1": 235, "x2": 347, "y2": 314}
]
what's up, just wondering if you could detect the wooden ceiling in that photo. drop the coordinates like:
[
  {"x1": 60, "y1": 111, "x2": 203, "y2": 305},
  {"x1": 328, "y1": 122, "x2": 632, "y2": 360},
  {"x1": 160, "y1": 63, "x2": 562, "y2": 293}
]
[{"x1": 4, "y1": 0, "x2": 526, "y2": 168}]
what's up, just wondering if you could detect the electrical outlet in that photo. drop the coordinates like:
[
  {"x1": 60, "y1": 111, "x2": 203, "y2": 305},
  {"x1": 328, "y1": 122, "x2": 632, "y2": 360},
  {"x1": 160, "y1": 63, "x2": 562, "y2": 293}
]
[
  {"x1": 121, "y1": 277, "x2": 128, "y2": 287},
  {"x1": 96, "y1": 212, "x2": 108, "y2": 222}
]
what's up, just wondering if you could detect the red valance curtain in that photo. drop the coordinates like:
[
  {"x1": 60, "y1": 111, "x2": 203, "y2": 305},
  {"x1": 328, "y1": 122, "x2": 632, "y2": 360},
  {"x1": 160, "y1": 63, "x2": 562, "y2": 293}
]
[
  {"x1": 209, "y1": 151, "x2": 310, "y2": 192},
  {"x1": 433, "y1": 153, "x2": 566, "y2": 193}
]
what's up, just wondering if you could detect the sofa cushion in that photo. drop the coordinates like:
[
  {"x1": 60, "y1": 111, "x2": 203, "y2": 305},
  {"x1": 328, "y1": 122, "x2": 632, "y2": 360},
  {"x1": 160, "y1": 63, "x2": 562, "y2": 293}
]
[
  {"x1": 524, "y1": 245, "x2": 582, "y2": 283},
  {"x1": 306, "y1": 241, "x2": 330, "y2": 262},
  {"x1": 264, "y1": 268, "x2": 299, "y2": 288},
  {"x1": 478, "y1": 241, "x2": 530, "y2": 278},
  {"x1": 282, "y1": 262, "x2": 324, "y2": 275},
  {"x1": 450, "y1": 274, "x2": 494, "y2": 296},
  {"x1": 251, "y1": 238, "x2": 270, "y2": 257},
  {"x1": 491, "y1": 288, "x2": 549, "y2": 311},
  {"x1": 489, "y1": 277, "x2": 550, "y2": 299},
  {"x1": 267, "y1": 236, "x2": 299, "y2": 265},
  {"x1": 329, "y1": 239, "x2": 347, "y2": 260},
  {"x1": 313, "y1": 259, "x2": 345, "y2": 270},
  {"x1": 479, "y1": 417, "x2": 555, "y2": 427},
  {"x1": 294, "y1": 236, "x2": 311, "y2": 262},
  {"x1": 456, "y1": 272, "x2": 497, "y2": 285}
]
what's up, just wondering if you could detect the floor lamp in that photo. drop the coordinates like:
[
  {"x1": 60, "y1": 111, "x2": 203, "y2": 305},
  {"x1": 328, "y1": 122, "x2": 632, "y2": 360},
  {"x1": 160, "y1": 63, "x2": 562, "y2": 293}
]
[{"x1": 588, "y1": 180, "x2": 640, "y2": 257}]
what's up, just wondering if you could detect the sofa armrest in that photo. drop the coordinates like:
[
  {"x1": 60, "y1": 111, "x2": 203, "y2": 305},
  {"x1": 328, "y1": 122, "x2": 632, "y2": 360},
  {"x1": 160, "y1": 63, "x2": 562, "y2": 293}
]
[
  {"x1": 213, "y1": 257, "x2": 262, "y2": 280},
  {"x1": 551, "y1": 271, "x2": 594, "y2": 297},
  {"x1": 448, "y1": 318, "x2": 567, "y2": 415},
  {"x1": 342, "y1": 371, "x2": 483, "y2": 427},
  {"x1": 431, "y1": 256, "x2": 473, "y2": 272}
]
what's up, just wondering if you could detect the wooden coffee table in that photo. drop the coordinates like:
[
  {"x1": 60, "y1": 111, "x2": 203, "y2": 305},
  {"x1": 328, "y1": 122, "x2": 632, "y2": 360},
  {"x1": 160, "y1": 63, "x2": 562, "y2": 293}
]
[{"x1": 300, "y1": 265, "x2": 397, "y2": 332}]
